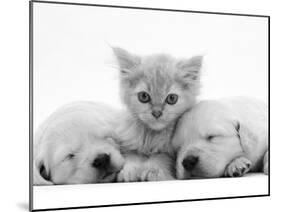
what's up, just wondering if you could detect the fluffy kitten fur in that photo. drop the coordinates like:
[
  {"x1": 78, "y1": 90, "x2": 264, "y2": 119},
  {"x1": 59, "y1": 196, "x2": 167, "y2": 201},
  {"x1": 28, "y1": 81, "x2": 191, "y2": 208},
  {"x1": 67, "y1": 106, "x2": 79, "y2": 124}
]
[{"x1": 112, "y1": 47, "x2": 202, "y2": 181}]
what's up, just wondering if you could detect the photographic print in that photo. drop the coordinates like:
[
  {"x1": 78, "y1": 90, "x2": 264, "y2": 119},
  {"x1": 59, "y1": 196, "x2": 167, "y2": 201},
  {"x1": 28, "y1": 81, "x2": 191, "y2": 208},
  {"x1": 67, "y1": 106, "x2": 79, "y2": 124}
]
[{"x1": 30, "y1": 0, "x2": 269, "y2": 211}]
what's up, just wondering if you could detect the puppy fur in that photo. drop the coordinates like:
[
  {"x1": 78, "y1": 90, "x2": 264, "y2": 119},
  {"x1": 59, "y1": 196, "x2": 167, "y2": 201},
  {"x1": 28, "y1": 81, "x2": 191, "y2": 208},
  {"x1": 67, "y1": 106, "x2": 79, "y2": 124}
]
[
  {"x1": 33, "y1": 101, "x2": 125, "y2": 185},
  {"x1": 173, "y1": 97, "x2": 268, "y2": 179}
]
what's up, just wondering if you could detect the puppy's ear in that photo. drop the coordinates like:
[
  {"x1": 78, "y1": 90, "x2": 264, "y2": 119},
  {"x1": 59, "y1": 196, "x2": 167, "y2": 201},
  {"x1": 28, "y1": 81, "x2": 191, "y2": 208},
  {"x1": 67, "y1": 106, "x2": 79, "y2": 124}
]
[
  {"x1": 33, "y1": 157, "x2": 53, "y2": 185},
  {"x1": 112, "y1": 47, "x2": 140, "y2": 77},
  {"x1": 235, "y1": 121, "x2": 259, "y2": 155}
]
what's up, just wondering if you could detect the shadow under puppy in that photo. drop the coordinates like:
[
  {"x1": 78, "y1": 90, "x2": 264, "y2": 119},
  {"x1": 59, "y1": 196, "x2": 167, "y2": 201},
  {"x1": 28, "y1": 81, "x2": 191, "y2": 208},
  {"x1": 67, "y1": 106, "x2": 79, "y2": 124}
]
[
  {"x1": 172, "y1": 97, "x2": 268, "y2": 179},
  {"x1": 34, "y1": 102, "x2": 125, "y2": 185}
]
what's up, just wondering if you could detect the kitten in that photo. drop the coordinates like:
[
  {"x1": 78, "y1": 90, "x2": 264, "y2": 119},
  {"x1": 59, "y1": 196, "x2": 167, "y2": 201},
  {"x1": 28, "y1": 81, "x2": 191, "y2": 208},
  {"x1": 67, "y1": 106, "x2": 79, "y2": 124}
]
[{"x1": 112, "y1": 47, "x2": 203, "y2": 181}]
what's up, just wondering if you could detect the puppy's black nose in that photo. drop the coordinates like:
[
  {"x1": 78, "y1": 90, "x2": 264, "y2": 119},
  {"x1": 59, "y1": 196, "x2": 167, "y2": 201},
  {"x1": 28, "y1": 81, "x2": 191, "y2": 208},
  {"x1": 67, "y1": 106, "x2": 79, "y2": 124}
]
[
  {"x1": 92, "y1": 154, "x2": 110, "y2": 169},
  {"x1": 151, "y1": 110, "x2": 162, "y2": 119},
  {"x1": 182, "y1": 155, "x2": 199, "y2": 171}
]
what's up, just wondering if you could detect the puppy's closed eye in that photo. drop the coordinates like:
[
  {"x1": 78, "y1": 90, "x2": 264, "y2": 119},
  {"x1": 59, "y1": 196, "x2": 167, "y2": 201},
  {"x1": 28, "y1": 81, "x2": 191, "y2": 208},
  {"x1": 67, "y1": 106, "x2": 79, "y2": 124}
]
[
  {"x1": 206, "y1": 135, "x2": 216, "y2": 141},
  {"x1": 64, "y1": 153, "x2": 75, "y2": 161}
]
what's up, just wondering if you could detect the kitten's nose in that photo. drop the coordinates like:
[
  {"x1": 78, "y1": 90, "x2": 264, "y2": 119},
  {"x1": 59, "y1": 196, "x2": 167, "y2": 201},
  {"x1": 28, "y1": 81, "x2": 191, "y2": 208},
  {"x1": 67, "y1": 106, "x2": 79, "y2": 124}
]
[
  {"x1": 152, "y1": 110, "x2": 162, "y2": 119},
  {"x1": 92, "y1": 154, "x2": 110, "y2": 169},
  {"x1": 182, "y1": 155, "x2": 199, "y2": 171}
]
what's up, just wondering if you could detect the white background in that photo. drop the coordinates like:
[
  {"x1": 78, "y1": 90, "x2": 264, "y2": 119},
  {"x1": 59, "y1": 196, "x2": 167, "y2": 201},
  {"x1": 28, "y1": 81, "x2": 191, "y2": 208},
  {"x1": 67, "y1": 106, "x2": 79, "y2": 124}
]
[
  {"x1": 33, "y1": 2, "x2": 268, "y2": 127},
  {"x1": 0, "y1": 0, "x2": 279, "y2": 212}
]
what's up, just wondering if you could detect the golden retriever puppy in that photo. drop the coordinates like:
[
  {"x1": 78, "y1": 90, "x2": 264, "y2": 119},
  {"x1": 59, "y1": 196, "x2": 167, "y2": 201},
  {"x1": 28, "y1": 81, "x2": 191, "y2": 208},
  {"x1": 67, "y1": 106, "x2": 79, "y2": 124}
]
[
  {"x1": 172, "y1": 97, "x2": 268, "y2": 179},
  {"x1": 33, "y1": 102, "x2": 125, "y2": 185}
]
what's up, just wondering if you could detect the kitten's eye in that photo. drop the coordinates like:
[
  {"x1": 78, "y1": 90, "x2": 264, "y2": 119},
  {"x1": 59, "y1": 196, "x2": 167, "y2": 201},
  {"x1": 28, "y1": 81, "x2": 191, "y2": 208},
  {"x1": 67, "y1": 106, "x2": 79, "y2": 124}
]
[
  {"x1": 67, "y1": 154, "x2": 75, "y2": 160},
  {"x1": 165, "y1": 94, "x2": 178, "y2": 105},
  {"x1": 138, "y1": 91, "x2": 151, "y2": 103}
]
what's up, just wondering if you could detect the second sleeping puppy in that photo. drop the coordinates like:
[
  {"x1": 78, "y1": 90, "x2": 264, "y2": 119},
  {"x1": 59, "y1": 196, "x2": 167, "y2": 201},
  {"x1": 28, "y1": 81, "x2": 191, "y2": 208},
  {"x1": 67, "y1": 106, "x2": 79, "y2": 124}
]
[{"x1": 173, "y1": 97, "x2": 268, "y2": 179}]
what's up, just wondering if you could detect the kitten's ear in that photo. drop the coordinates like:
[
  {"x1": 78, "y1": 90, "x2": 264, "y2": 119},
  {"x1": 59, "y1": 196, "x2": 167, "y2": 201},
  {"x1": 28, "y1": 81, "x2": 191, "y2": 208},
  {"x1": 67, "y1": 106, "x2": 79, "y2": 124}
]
[
  {"x1": 176, "y1": 55, "x2": 203, "y2": 81},
  {"x1": 112, "y1": 47, "x2": 140, "y2": 75}
]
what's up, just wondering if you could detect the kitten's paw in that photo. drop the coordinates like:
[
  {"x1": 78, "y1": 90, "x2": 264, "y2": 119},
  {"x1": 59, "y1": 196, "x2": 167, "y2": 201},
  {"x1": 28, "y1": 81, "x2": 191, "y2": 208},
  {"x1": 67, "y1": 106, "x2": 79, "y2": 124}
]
[
  {"x1": 117, "y1": 165, "x2": 141, "y2": 182},
  {"x1": 140, "y1": 167, "x2": 174, "y2": 181},
  {"x1": 224, "y1": 157, "x2": 252, "y2": 177}
]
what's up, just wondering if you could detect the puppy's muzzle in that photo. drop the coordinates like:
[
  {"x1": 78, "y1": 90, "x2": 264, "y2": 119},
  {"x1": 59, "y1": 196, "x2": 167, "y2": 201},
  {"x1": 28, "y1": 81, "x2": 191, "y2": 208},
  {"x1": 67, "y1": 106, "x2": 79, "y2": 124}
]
[
  {"x1": 92, "y1": 154, "x2": 110, "y2": 169},
  {"x1": 182, "y1": 155, "x2": 199, "y2": 171}
]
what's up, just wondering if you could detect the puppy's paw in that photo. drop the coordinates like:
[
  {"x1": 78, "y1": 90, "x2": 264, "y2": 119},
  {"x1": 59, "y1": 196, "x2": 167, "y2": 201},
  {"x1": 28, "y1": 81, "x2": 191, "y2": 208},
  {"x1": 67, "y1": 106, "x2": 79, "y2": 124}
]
[
  {"x1": 117, "y1": 164, "x2": 142, "y2": 182},
  {"x1": 224, "y1": 157, "x2": 252, "y2": 177},
  {"x1": 140, "y1": 167, "x2": 174, "y2": 181}
]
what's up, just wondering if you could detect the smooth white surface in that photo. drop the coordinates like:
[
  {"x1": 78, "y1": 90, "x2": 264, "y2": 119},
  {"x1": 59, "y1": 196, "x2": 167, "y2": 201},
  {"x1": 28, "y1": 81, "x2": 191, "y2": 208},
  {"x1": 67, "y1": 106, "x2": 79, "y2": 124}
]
[
  {"x1": 33, "y1": 174, "x2": 268, "y2": 210},
  {"x1": 1, "y1": 0, "x2": 280, "y2": 212}
]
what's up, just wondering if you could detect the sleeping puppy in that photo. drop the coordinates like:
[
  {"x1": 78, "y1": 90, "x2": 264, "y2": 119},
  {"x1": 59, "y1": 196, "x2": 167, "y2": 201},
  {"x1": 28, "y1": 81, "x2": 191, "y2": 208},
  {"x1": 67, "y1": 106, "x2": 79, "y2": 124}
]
[
  {"x1": 172, "y1": 97, "x2": 268, "y2": 179},
  {"x1": 34, "y1": 102, "x2": 125, "y2": 185}
]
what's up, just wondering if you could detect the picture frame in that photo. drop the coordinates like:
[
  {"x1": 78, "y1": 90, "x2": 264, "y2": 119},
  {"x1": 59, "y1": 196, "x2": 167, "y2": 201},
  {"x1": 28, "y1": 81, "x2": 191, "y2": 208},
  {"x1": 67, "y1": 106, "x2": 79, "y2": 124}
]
[{"x1": 29, "y1": 1, "x2": 270, "y2": 211}]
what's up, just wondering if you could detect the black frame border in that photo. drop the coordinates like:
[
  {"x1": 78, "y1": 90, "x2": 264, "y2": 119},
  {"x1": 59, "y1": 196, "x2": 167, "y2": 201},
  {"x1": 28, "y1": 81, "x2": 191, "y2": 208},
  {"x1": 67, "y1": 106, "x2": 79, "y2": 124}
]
[{"x1": 29, "y1": 0, "x2": 270, "y2": 211}]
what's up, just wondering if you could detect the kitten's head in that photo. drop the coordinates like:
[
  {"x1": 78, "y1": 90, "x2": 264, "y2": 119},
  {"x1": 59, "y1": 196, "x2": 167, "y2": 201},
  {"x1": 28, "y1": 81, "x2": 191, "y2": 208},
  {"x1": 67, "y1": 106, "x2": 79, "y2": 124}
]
[{"x1": 113, "y1": 47, "x2": 203, "y2": 131}]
